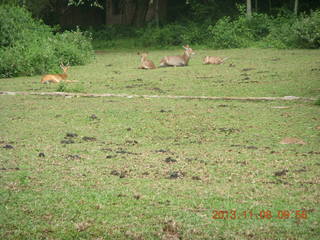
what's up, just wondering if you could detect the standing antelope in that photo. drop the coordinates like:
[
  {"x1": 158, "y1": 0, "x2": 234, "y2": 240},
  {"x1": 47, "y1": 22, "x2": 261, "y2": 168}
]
[
  {"x1": 41, "y1": 63, "x2": 75, "y2": 84},
  {"x1": 159, "y1": 45, "x2": 195, "y2": 67},
  {"x1": 203, "y1": 56, "x2": 228, "y2": 65},
  {"x1": 137, "y1": 52, "x2": 156, "y2": 69}
]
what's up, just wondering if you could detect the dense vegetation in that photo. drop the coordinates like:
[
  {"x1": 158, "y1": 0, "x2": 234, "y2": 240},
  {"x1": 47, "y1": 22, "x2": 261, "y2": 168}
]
[
  {"x1": 0, "y1": 5, "x2": 94, "y2": 78},
  {"x1": 0, "y1": 2, "x2": 319, "y2": 78},
  {"x1": 90, "y1": 7, "x2": 320, "y2": 50}
]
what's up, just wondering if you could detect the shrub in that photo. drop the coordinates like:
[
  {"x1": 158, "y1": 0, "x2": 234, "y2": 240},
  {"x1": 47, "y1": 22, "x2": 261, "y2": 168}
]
[
  {"x1": 0, "y1": 5, "x2": 93, "y2": 78},
  {"x1": 207, "y1": 15, "x2": 255, "y2": 49},
  {"x1": 293, "y1": 10, "x2": 320, "y2": 48},
  {"x1": 54, "y1": 29, "x2": 94, "y2": 65},
  {"x1": 261, "y1": 13, "x2": 298, "y2": 48},
  {"x1": 139, "y1": 24, "x2": 187, "y2": 47}
]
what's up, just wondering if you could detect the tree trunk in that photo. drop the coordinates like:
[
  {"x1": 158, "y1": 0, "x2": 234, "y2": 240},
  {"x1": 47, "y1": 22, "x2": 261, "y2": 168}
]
[
  {"x1": 132, "y1": 0, "x2": 149, "y2": 27},
  {"x1": 246, "y1": 0, "x2": 252, "y2": 18},
  {"x1": 294, "y1": 0, "x2": 298, "y2": 15},
  {"x1": 269, "y1": 0, "x2": 271, "y2": 13},
  {"x1": 154, "y1": 0, "x2": 159, "y2": 27}
]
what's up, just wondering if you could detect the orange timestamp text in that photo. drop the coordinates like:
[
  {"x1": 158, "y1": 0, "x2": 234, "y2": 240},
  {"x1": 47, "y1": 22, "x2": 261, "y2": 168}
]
[{"x1": 212, "y1": 210, "x2": 308, "y2": 220}]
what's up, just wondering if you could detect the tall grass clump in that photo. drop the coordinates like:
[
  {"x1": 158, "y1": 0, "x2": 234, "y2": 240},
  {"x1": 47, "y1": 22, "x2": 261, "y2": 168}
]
[{"x1": 0, "y1": 5, "x2": 94, "y2": 78}]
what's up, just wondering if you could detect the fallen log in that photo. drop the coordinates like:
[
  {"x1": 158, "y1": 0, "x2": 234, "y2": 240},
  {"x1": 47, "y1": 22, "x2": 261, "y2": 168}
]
[{"x1": 0, "y1": 91, "x2": 315, "y2": 102}]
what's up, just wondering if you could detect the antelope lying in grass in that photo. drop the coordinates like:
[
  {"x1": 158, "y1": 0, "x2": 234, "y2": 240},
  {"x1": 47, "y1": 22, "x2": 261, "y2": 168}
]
[
  {"x1": 41, "y1": 63, "x2": 76, "y2": 84},
  {"x1": 137, "y1": 52, "x2": 156, "y2": 69},
  {"x1": 203, "y1": 56, "x2": 228, "y2": 65},
  {"x1": 159, "y1": 45, "x2": 195, "y2": 67}
]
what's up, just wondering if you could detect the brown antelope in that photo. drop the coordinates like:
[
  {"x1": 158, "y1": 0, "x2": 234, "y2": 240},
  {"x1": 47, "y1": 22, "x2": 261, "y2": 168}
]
[
  {"x1": 203, "y1": 56, "x2": 228, "y2": 65},
  {"x1": 41, "y1": 63, "x2": 75, "y2": 84},
  {"x1": 159, "y1": 45, "x2": 195, "y2": 67},
  {"x1": 137, "y1": 52, "x2": 156, "y2": 69}
]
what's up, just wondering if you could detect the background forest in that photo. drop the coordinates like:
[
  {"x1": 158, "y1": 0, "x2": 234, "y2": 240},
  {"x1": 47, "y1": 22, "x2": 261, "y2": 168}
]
[{"x1": 1, "y1": 0, "x2": 320, "y2": 77}]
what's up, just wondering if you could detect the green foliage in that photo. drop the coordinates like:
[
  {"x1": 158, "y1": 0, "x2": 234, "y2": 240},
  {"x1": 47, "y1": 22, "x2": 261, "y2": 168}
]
[
  {"x1": 292, "y1": 10, "x2": 320, "y2": 48},
  {"x1": 315, "y1": 97, "x2": 320, "y2": 106},
  {"x1": 138, "y1": 23, "x2": 209, "y2": 47},
  {"x1": 54, "y1": 29, "x2": 94, "y2": 65},
  {"x1": 139, "y1": 24, "x2": 187, "y2": 47},
  {"x1": 207, "y1": 15, "x2": 254, "y2": 49},
  {"x1": 0, "y1": 5, "x2": 93, "y2": 78}
]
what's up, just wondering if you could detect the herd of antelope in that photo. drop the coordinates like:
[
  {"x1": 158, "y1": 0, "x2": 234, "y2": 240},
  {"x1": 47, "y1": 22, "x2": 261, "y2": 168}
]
[{"x1": 41, "y1": 45, "x2": 228, "y2": 83}]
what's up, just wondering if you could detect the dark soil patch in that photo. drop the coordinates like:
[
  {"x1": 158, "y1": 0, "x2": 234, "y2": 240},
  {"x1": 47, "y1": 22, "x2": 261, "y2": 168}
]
[
  {"x1": 67, "y1": 154, "x2": 82, "y2": 160},
  {"x1": 149, "y1": 87, "x2": 165, "y2": 93},
  {"x1": 164, "y1": 157, "x2": 177, "y2": 163},
  {"x1": 155, "y1": 149, "x2": 172, "y2": 153},
  {"x1": 0, "y1": 167, "x2": 20, "y2": 171},
  {"x1": 101, "y1": 148, "x2": 113, "y2": 152},
  {"x1": 217, "y1": 104, "x2": 237, "y2": 108},
  {"x1": 192, "y1": 176, "x2": 201, "y2": 180},
  {"x1": 117, "y1": 193, "x2": 127, "y2": 197},
  {"x1": 263, "y1": 179, "x2": 290, "y2": 185},
  {"x1": 3, "y1": 144, "x2": 14, "y2": 149},
  {"x1": 133, "y1": 194, "x2": 141, "y2": 200},
  {"x1": 66, "y1": 133, "x2": 78, "y2": 138},
  {"x1": 82, "y1": 136, "x2": 97, "y2": 142},
  {"x1": 125, "y1": 140, "x2": 138, "y2": 145},
  {"x1": 242, "y1": 68, "x2": 255, "y2": 71},
  {"x1": 218, "y1": 128, "x2": 240, "y2": 135},
  {"x1": 168, "y1": 171, "x2": 185, "y2": 179},
  {"x1": 89, "y1": 114, "x2": 98, "y2": 120},
  {"x1": 160, "y1": 109, "x2": 172, "y2": 113},
  {"x1": 111, "y1": 170, "x2": 127, "y2": 178},
  {"x1": 230, "y1": 145, "x2": 258, "y2": 150},
  {"x1": 274, "y1": 169, "x2": 289, "y2": 177},
  {"x1": 61, "y1": 139, "x2": 75, "y2": 144},
  {"x1": 307, "y1": 151, "x2": 320, "y2": 155},
  {"x1": 115, "y1": 149, "x2": 139, "y2": 155}
]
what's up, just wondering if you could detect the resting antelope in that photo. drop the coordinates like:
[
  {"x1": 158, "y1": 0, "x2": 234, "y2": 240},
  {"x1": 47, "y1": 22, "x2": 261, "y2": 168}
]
[
  {"x1": 41, "y1": 63, "x2": 75, "y2": 84},
  {"x1": 137, "y1": 52, "x2": 156, "y2": 69},
  {"x1": 203, "y1": 56, "x2": 228, "y2": 65},
  {"x1": 159, "y1": 45, "x2": 195, "y2": 67}
]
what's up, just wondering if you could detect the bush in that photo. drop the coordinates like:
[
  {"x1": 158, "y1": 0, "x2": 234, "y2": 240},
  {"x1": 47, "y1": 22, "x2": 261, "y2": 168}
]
[
  {"x1": 0, "y1": 5, "x2": 93, "y2": 78},
  {"x1": 207, "y1": 15, "x2": 255, "y2": 49},
  {"x1": 261, "y1": 13, "x2": 298, "y2": 48},
  {"x1": 293, "y1": 10, "x2": 320, "y2": 48},
  {"x1": 139, "y1": 24, "x2": 187, "y2": 47}
]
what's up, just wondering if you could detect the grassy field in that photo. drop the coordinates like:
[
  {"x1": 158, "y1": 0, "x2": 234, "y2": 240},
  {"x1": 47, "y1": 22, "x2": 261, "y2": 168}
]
[{"x1": 0, "y1": 48, "x2": 320, "y2": 239}]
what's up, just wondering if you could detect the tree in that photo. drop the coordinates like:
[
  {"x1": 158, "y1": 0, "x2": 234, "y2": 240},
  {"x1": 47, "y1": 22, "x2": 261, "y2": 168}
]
[
  {"x1": 246, "y1": 0, "x2": 252, "y2": 18},
  {"x1": 294, "y1": 0, "x2": 299, "y2": 15},
  {"x1": 131, "y1": 0, "x2": 150, "y2": 27}
]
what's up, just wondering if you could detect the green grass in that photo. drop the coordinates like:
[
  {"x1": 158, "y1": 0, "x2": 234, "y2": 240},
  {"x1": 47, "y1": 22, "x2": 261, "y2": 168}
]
[
  {"x1": 0, "y1": 48, "x2": 320, "y2": 239},
  {"x1": 1, "y1": 48, "x2": 319, "y2": 98}
]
